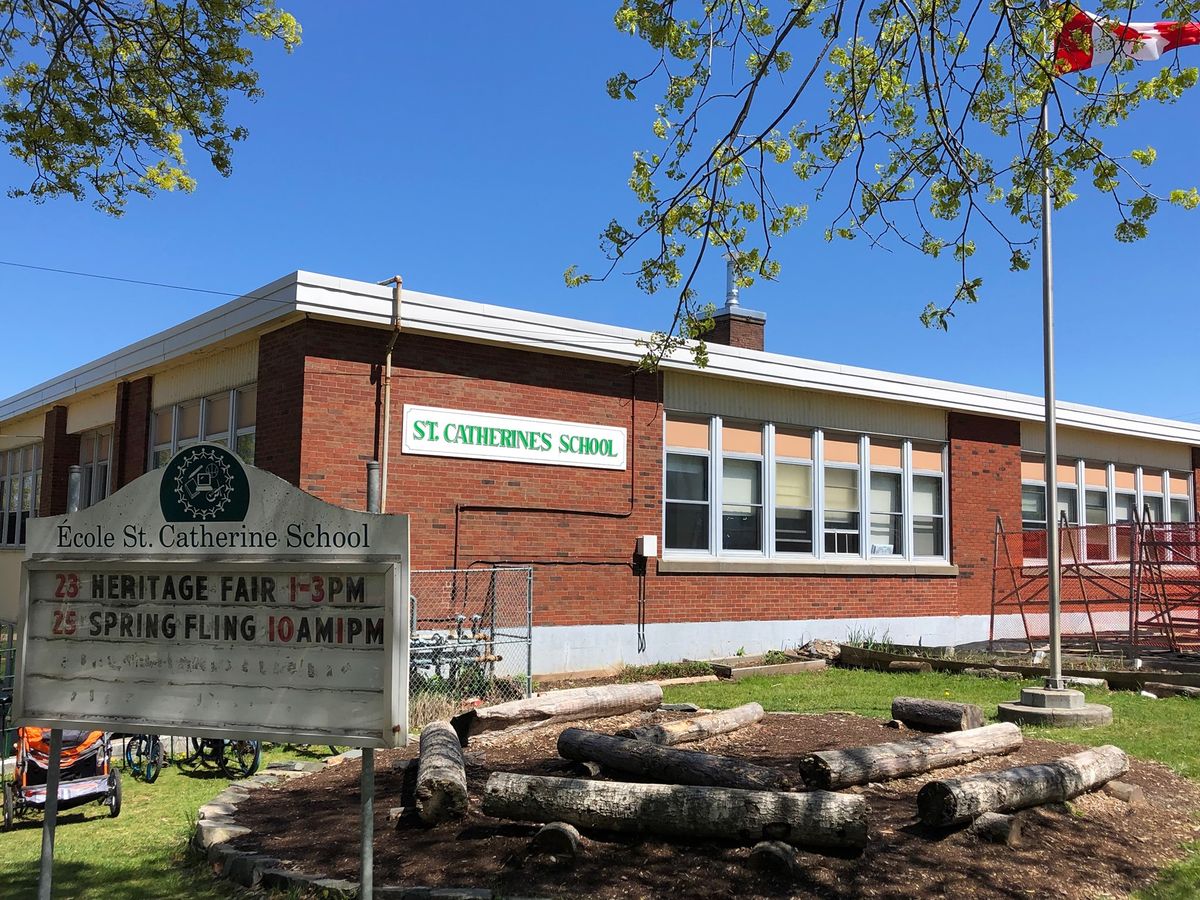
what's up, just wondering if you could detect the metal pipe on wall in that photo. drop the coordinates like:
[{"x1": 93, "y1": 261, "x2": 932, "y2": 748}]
[{"x1": 377, "y1": 276, "x2": 403, "y2": 515}]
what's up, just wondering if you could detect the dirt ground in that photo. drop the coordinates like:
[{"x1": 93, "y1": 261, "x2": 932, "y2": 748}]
[{"x1": 231, "y1": 711, "x2": 1200, "y2": 899}]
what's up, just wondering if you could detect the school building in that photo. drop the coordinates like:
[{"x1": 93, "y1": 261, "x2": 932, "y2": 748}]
[{"x1": 2, "y1": 270, "x2": 1198, "y2": 673}]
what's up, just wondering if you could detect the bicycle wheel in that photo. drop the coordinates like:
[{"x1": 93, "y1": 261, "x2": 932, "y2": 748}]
[
  {"x1": 220, "y1": 740, "x2": 261, "y2": 778},
  {"x1": 125, "y1": 735, "x2": 149, "y2": 780},
  {"x1": 143, "y1": 737, "x2": 163, "y2": 784}
]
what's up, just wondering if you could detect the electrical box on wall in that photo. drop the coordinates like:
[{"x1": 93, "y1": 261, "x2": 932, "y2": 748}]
[{"x1": 636, "y1": 534, "x2": 658, "y2": 559}]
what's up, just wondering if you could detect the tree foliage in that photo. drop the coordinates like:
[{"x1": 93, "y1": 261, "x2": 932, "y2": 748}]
[
  {"x1": 569, "y1": 0, "x2": 1199, "y2": 364},
  {"x1": 0, "y1": 1, "x2": 299, "y2": 214}
]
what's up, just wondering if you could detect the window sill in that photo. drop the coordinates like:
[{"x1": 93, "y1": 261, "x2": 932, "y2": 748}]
[{"x1": 656, "y1": 557, "x2": 959, "y2": 576}]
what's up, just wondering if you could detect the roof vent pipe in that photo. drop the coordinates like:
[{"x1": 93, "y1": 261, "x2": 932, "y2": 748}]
[{"x1": 724, "y1": 255, "x2": 740, "y2": 308}]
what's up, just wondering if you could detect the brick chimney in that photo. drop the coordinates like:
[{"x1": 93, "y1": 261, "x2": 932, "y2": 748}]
[{"x1": 708, "y1": 257, "x2": 766, "y2": 351}]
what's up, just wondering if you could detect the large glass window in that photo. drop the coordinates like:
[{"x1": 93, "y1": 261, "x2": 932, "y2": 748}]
[
  {"x1": 78, "y1": 429, "x2": 112, "y2": 509},
  {"x1": 721, "y1": 424, "x2": 762, "y2": 552},
  {"x1": 775, "y1": 428, "x2": 813, "y2": 554},
  {"x1": 1, "y1": 443, "x2": 41, "y2": 546},
  {"x1": 664, "y1": 416, "x2": 710, "y2": 552},
  {"x1": 662, "y1": 416, "x2": 948, "y2": 562},
  {"x1": 868, "y1": 440, "x2": 903, "y2": 557},
  {"x1": 1021, "y1": 484, "x2": 1046, "y2": 531},
  {"x1": 151, "y1": 385, "x2": 257, "y2": 468},
  {"x1": 823, "y1": 435, "x2": 860, "y2": 555},
  {"x1": 722, "y1": 457, "x2": 762, "y2": 551}
]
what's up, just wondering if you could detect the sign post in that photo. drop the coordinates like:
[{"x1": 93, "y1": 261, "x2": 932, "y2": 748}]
[{"x1": 15, "y1": 445, "x2": 409, "y2": 892}]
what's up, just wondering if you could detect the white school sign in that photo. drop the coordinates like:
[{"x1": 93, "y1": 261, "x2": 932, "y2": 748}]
[
  {"x1": 402, "y1": 404, "x2": 627, "y2": 470},
  {"x1": 13, "y1": 444, "x2": 409, "y2": 748}
]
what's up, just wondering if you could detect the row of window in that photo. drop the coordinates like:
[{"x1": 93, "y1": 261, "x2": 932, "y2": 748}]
[
  {"x1": 0, "y1": 444, "x2": 41, "y2": 547},
  {"x1": 0, "y1": 385, "x2": 259, "y2": 545},
  {"x1": 664, "y1": 416, "x2": 948, "y2": 561},
  {"x1": 1020, "y1": 454, "x2": 1192, "y2": 531},
  {"x1": 150, "y1": 386, "x2": 257, "y2": 469}
]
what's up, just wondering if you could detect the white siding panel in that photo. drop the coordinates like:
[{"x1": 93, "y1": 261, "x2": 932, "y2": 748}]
[
  {"x1": 1022, "y1": 422, "x2": 1192, "y2": 470},
  {"x1": 666, "y1": 372, "x2": 946, "y2": 440},
  {"x1": 66, "y1": 388, "x2": 116, "y2": 434},
  {"x1": 0, "y1": 412, "x2": 44, "y2": 450},
  {"x1": 151, "y1": 341, "x2": 259, "y2": 408}
]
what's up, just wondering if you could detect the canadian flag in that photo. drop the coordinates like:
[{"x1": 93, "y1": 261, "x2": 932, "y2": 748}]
[{"x1": 1056, "y1": 6, "x2": 1200, "y2": 73}]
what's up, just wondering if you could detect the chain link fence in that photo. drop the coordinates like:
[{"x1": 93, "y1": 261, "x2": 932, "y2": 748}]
[{"x1": 409, "y1": 568, "x2": 532, "y2": 718}]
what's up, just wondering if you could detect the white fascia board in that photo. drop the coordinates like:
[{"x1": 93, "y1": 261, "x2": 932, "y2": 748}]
[
  {"x1": 0, "y1": 273, "x2": 299, "y2": 422},
  {"x1": 293, "y1": 271, "x2": 1200, "y2": 448}
]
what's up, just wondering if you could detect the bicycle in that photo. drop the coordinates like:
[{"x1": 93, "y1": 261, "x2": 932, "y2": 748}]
[
  {"x1": 178, "y1": 737, "x2": 261, "y2": 778},
  {"x1": 124, "y1": 734, "x2": 164, "y2": 783}
]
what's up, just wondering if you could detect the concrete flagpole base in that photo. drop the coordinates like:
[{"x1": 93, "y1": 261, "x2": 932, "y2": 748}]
[{"x1": 996, "y1": 687, "x2": 1113, "y2": 727}]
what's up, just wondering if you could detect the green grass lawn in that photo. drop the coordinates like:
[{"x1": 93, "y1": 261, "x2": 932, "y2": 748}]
[
  {"x1": 664, "y1": 667, "x2": 1200, "y2": 899},
  {"x1": 0, "y1": 744, "x2": 326, "y2": 899}
]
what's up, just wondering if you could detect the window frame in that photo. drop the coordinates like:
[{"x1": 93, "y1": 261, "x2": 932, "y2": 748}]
[
  {"x1": 150, "y1": 384, "x2": 257, "y2": 469},
  {"x1": 0, "y1": 442, "x2": 42, "y2": 547},
  {"x1": 661, "y1": 415, "x2": 948, "y2": 564},
  {"x1": 77, "y1": 427, "x2": 113, "y2": 510}
]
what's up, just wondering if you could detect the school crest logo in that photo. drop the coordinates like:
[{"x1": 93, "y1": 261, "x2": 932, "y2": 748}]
[{"x1": 159, "y1": 443, "x2": 250, "y2": 522}]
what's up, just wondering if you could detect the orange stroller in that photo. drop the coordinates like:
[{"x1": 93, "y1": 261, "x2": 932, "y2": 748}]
[{"x1": 3, "y1": 727, "x2": 121, "y2": 829}]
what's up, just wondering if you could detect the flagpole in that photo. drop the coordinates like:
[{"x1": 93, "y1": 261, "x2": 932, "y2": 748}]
[{"x1": 1040, "y1": 45, "x2": 1065, "y2": 692}]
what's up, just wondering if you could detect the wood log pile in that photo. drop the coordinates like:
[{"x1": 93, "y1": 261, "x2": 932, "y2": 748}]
[{"x1": 437, "y1": 684, "x2": 1141, "y2": 863}]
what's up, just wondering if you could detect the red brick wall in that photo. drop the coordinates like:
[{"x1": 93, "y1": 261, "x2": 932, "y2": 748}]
[
  {"x1": 111, "y1": 377, "x2": 151, "y2": 490},
  {"x1": 948, "y1": 412, "x2": 1023, "y2": 615},
  {"x1": 39, "y1": 405, "x2": 80, "y2": 516},
  {"x1": 709, "y1": 312, "x2": 765, "y2": 351},
  {"x1": 286, "y1": 318, "x2": 972, "y2": 631},
  {"x1": 256, "y1": 322, "x2": 310, "y2": 486}
]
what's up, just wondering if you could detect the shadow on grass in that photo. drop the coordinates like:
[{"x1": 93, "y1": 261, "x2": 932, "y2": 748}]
[{"x1": 2, "y1": 853, "x2": 232, "y2": 899}]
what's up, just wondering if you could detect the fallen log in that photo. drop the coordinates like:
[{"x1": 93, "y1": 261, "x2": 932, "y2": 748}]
[
  {"x1": 747, "y1": 840, "x2": 797, "y2": 874},
  {"x1": 917, "y1": 745, "x2": 1128, "y2": 827},
  {"x1": 414, "y1": 721, "x2": 468, "y2": 824},
  {"x1": 798, "y1": 723, "x2": 1022, "y2": 789},
  {"x1": 617, "y1": 702, "x2": 764, "y2": 746},
  {"x1": 963, "y1": 667, "x2": 1021, "y2": 682},
  {"x1": 968, "y1": 812, "x2": 1022, "y2": 846},
  {"x1": 557, "y1": 727, "x2": 788, "y2": 791},
  {"x1": 531, "y1": 822, "x2": 582, "y2": 860},
  {"x1": 482, "y1": 772, "x2": 867, "y2": 850},
  {"x1": 891, "y1": 696, "x2": 984, "y2": 732},
  {"x1": 888, "y1": 660, "x2": 933, "y2": 674},
  {"x1": 451, "y1": 683, "x2": 663, "y2": 744},
  {"x1": 1144, "y1": 681, "x2": 1200, "y2": 699}
]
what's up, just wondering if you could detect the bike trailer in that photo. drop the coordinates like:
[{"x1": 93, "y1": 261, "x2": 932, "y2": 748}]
[{"x1": 3, "y1": 727, "x2": 121, "y2": 828}]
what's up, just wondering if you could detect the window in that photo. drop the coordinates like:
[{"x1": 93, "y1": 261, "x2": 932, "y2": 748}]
[
  {"x1": 869, "y1": 440, "x2": 903, "y2": 557},
  {"x1": 721, "y1": 424, "x2": 762, "y2": 552},
  {"x1": 1142, "y1": 469, "x2": 1165, "y2": 522},
  {"x1": 78, "y1": 429, "x2": 112, "y2": 509},
  {"x1": 151, "y1": 385, "x2": 257, "y2": 468},
  {"x1": 1021, "y1": 485, "x2": 1046, "y2": 531},
  {"x1": 662, "y1": 415, "x2": 948, "y2": 562},
  {"x1": 912, "y1": 442, "x2": 946, "y2": 558},
  {"x1": 664, "y1": 417, "x2": 710, "y2": 552},
  {"x1": 1170, "y1": 474, "x2": 1190, "y2": 523},
  {"x1": 1, "y1": 443, "x2": 41, "y2": 547},
  {"x1": 775, "y1": 430, "x2": 813, "y2": 554},
  {"x1": 823, "y1": 434, "x2": 860, "y2": 555}
]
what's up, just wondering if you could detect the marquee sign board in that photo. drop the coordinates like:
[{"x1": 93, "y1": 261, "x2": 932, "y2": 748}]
[
  {"x1": 402, "y1": 404, "x2": 627, "y2": 470},
  {"x1": 13, "y1": 444, "x2": 409, "y2": 749}
]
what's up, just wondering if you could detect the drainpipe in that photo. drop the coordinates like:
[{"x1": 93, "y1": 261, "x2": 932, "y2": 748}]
[{"x1": 377, "y1": 276, "x2": 403, "y2": 514}]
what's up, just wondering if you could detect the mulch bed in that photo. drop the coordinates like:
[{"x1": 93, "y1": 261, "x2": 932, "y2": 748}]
[{"x1": 230, "y1": 711, "x2": 1200, "y2": 899}]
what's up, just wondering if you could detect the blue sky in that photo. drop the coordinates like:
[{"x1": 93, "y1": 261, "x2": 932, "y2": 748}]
[{"x1": 1, "y1": 3, "x2": 1198, "y2": 420}]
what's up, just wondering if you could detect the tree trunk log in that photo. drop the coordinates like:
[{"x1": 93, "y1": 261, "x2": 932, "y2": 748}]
[
  {"x1": 482, "y1": 772, "x2": 868, "y2": 850},
  {"x1": 617, "y1": 703, "x2": 764, "y2": 746},
  {"x1": 531, "y1": 822, "x2": 582, "y2": 858},
  {"x1": 1144, "y1": 681, "x2": 1200, "y2": 699},
  {"x1": 917, "y1": 745, "x2": 1129, "y2": 827},
  {"x1": 451, "y1": 683, "x2": 663, "y2": 744},
  {"x1": 414, "y1": 721, "x2": 468, "y2": 824},
  {"x1": 888, "y1": 660, "x2": 933, "y2": 674},
  {"x1": 798, "y1": 723, "x2": 1022, "y2": 789},
  {"x1": 968, "y1": 812, "x2": 1022, "y2": 846},
  {"x1": 557, "y1": 727, "x2": 788, "y2": 791},
  {"x1": 891, "y1": 696, "x2": 985, "y2": 732}
]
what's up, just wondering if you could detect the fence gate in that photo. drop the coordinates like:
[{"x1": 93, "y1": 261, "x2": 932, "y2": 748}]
[{"x1": 409, "y1": 568, "x2": 533, "y2": 710}]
